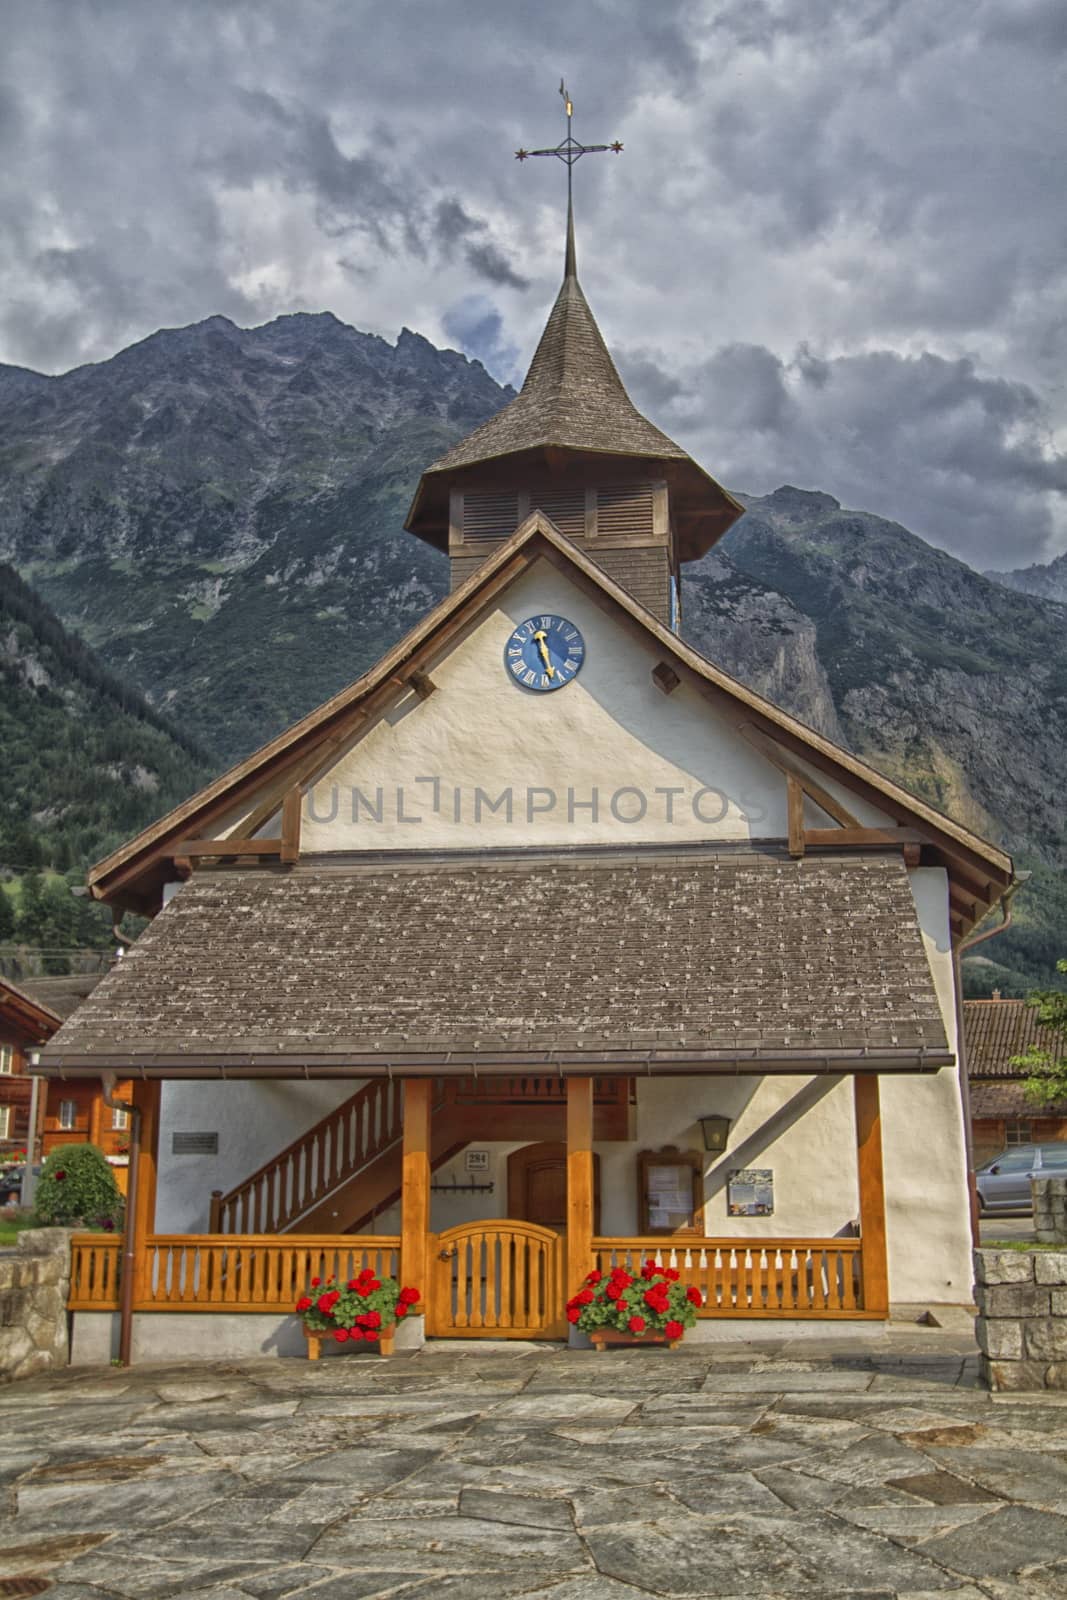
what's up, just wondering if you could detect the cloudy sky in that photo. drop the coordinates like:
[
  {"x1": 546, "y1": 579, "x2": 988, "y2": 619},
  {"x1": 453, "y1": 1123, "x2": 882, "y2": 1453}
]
[{"x1": 3, "y1": 0, "x2": 1065, "y2": 569}]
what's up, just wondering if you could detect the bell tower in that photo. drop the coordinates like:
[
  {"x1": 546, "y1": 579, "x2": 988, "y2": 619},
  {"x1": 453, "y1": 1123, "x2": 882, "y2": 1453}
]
[{"x1": 405, "y1": 91, "x2": 743, "y2": 626}]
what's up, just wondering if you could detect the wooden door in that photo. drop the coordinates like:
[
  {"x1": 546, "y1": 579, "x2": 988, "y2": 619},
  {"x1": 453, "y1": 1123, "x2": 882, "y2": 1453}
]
[
  {"x1": 428, "y1": 1220, "x2": 566, "y2": 1338},
  {"x1": 507, "y1": 1142, "x2": 601, "y2": 1230}
]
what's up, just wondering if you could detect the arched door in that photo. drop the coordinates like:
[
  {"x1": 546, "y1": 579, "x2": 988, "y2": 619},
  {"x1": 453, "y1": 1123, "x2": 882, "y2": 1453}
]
[{"x1": 507, "y1": 1141, "x2": 601, "y2": 1230}]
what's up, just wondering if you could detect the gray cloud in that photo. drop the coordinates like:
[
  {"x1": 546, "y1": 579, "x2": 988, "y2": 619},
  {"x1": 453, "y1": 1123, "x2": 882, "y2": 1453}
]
[
  {"x1": 0, "y1": 0, "x2": 1063, "y2": 567},
  {"x1": 620, "y1": 341, "x2": 1067, "y2": 567}
]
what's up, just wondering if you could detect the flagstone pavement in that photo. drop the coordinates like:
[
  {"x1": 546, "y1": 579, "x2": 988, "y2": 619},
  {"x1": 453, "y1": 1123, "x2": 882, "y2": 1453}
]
[{"x1": 1, "y1": 1330, "x2": 1066, "y2": 1600}]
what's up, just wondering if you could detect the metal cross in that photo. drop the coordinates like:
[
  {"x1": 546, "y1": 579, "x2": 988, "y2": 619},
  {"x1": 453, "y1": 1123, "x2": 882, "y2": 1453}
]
[{"x1": 515, "y1": 81, "x2": 623, "y2": 228}]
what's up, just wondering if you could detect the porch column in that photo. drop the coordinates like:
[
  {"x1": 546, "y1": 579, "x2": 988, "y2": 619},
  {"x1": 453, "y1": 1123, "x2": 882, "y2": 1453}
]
[
  {"x1": 400, "y1": 1079, "x2": 431, "y2": 1296},
  {"x1": 855, "y1": 1075, "x2": 889, "y2": 1315},
  {"x1": 566, "y1": 1077, "x2": 594, "y2": 1295},
  {"x1": 118, "y1": 1079, "x2": 160, "y2": 1363}
]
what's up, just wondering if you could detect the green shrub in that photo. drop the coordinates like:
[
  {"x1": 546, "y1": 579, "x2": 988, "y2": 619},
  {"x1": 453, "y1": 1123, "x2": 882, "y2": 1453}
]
[{"x1": 33, "y1": 1144, "x2": 123, "y2": 1231}]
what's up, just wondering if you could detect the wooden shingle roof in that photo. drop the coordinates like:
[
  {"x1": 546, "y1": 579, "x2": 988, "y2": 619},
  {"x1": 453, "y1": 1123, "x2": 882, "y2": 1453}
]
[
  {"x1": 405, "y1": 268, "x2": 743, "y2": 558},
  {"x1": 964, "y1": 998, "x2": 1059, "y2": 1079},
  {"x1": 41, "y1": 850, "x2": 951, "y2": 1077}
]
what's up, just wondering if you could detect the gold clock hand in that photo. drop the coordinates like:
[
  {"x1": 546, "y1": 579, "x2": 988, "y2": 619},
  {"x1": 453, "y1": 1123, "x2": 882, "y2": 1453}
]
[{"x1": 532, "y1": 629, "x2": 555, "y2": 677}]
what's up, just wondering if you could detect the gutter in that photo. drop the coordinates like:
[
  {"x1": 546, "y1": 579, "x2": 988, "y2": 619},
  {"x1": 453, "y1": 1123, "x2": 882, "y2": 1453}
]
[{"x1": 35, "y1": 1046, "x2": 955, "y2": 1080}]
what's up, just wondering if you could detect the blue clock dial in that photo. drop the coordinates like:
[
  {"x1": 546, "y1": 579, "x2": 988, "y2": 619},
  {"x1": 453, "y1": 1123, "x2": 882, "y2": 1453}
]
[{"x1": 505, "y1": 614, "x2": 585, "y2": 692}]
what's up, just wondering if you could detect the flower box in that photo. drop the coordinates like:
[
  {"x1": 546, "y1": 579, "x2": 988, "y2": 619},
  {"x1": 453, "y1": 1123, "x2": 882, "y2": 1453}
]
[
  {"x1": 589, "y1": 1326, "x2": 684, "y2": 1352},
  {"x1": 303, "y1": 1322, "x2": 396, "y2": 1361},
  {"x1": 295, "y1": 1267, "x2": 420, "y2": 1360},
  {"x1": 567, "y1": 1258, "x2": 703, "y2": 1347}
]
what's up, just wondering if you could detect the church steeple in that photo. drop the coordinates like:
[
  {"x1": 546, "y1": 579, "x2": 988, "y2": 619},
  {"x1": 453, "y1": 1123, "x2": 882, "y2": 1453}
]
[{"x1": 405, "y1": 90, "x2": 743, "y2": 623}]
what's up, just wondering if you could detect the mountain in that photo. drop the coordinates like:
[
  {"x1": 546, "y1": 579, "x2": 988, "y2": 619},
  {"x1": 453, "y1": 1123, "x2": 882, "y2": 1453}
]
[
  {"x1": 986, "y1": 552, "x2": 1067, "y2": 606},
  {"x1": 0, "y1": 314, "x2": 1064, "y2": 994},
  {"x1": 0, "y1": 561, "x2": 213, "y2": 972},
  {"x1": 0, "y1": 313, "x2": 508, "y2": 757}
]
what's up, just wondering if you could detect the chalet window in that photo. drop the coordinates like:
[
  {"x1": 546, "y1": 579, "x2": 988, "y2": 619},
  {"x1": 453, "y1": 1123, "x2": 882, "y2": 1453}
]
[
  {"x1": 58, "y1": 1100, "x2": 77, "y2": 1131},
  {"x1": 1006, "y1": 1119, "x2": 1032, "y2": 1146},
  {"x1": 111, "y1": 1106, "x2": 129, "y2": 1131},
  {"x1": 0, "y1": 1046, "x2": 14, "y2": 1075},
  {"x1": 0, "y1": 1107, "x2": 9, "y2": 1140}
]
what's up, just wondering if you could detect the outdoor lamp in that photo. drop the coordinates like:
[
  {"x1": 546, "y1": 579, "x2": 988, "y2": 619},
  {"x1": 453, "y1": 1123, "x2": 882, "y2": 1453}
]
[{"x1": 699, "y1": 1114, "x2": 731, "y2": 1154}]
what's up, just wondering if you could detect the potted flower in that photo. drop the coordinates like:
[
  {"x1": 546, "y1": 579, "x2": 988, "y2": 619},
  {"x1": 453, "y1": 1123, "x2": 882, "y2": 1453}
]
[
  {"x1": 295, "y1": 1267, "x2": 421, "y2": 1360},
  {"x1": 566, "y1": 1259, "x2": 703, "y2": 1350}
]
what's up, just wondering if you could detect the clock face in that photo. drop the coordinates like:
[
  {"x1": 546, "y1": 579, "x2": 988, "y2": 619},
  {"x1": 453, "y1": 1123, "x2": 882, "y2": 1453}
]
[{"x1": 505, "y1": 614, "x2": 585, "y2": 692}]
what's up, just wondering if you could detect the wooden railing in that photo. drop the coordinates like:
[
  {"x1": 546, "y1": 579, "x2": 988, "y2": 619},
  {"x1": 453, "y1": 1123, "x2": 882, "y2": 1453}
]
[
  {"x1": 69, "y1": 1233, "x2": 123, "y2": 1310},
  {"x1": 210, "y1": 1078, "x2": 406, "y2": 1233},
  {"x1": 592, "y1": 1238, "x2": 869, "y2": 1318},
  {"x1": 68, "y1": 1233, "x2": 401, "y2": 1313}
]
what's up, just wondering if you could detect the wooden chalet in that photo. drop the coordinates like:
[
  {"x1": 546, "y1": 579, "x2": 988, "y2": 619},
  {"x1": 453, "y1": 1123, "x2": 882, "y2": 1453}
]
[{"x1": 34, "y1": 190, "x2": 1014, "y2": 1360}]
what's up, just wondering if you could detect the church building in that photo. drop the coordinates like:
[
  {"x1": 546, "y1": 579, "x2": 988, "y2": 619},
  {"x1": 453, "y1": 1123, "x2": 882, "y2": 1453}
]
[{"x1": 36, "y1": 136, "x2": 1013, "y2": 1360}]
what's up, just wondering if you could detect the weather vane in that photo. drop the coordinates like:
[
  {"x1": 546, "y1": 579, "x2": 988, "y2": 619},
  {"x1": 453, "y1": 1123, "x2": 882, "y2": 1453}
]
[{"x1": 515, "y1": 81, "x2": 623, "y2": 243}]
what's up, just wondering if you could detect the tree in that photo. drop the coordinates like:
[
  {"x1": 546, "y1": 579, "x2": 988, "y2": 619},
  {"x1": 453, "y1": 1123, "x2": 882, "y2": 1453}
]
[
  {"x1": 1014, "y1": 959, "x2": 1067, "y2": 1107},
  {"x1": 0, "y1": 889, "x2": 14, "y2": 944}
]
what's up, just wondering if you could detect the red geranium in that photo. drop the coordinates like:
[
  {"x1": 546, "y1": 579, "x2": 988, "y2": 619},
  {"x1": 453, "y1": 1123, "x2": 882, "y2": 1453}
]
[
  {"x1": 585, "y1": 1270, "x2": 603, "y2": 1284},
  {"x1": 665, "y1": 1320, "x2": 683, "y2": 1339},
  {"x1": 686, "y1": 1286, "x2": 703, "y2": 1306},
  {"x1": 296, "y1": 1271, "x2": 420, "y2": 1345},
  {"x1": 567, "y1": 1306, "x2": 581, "y2": 1323},
  {"x1": 628, "y1": 1315, "x2": 646, "y2": 1333},
  {"x1": 563, "y1": 1261, "x2": 703, "y2": 1342}
]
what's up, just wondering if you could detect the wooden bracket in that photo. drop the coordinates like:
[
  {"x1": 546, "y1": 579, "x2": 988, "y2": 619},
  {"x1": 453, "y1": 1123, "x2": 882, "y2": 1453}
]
[{"x1": 651, "y1": 661, "x2": 681, "y2": 695}]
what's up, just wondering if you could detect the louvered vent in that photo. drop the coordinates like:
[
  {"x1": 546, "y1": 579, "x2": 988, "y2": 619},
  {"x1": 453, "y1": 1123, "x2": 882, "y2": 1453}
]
[
  {"x1": 596, "y1": 483, "x2": 655, "y2": 539},
  {"x1": 461, "y1": 491, "x2": 520, "y2": 542},
  {"x1": 531, "y1": 490, "x2": 587, "y2": 540}
]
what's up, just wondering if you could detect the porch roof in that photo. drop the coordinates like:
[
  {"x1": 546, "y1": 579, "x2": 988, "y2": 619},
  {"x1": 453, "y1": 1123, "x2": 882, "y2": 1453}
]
[{"x1": 37, "y1": 848, "x2": 952, "y2": 1078}]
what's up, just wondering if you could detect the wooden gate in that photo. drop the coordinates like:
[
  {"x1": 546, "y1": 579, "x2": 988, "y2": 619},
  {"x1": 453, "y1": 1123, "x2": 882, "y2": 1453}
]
[{"x1": 428, "y1": 1220, "x2": 566, "y2": 1338}]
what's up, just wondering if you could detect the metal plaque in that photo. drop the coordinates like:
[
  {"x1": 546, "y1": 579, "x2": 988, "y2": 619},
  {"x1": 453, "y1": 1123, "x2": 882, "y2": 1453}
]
[
  {"x1": 465, "y1": 1150, "x2": 490, "y2": 1172},
  {"x1": 171, "y1": 1131, "x2": 219, "y2": 1156}
]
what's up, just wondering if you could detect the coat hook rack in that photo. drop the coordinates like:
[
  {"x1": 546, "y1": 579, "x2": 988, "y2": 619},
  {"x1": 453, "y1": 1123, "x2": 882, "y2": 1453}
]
[{"x1": 430, "y1": 1176, "x2": 495, "y2": 1196}]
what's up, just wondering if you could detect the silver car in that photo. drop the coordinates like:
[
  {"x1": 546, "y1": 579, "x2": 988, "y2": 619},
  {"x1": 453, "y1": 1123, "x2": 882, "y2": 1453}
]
[{"x1": 975, "y1": 1143, "x2": 1067, "y2": 1213}]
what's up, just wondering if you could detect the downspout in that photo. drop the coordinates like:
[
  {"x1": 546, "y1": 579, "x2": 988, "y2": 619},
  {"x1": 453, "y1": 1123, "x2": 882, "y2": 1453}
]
[{"x1": 101, "y1": 1071, "x2": 138, "y2": 1367}]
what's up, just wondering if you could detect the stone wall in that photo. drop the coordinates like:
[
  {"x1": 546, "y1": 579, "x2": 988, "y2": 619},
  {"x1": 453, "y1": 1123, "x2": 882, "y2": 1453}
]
[
  {"x1": 974, "y1": 1246, "x2": 1067, "y2": 1391},
  {"x1": 1033, "y1": 1175, "x2": 1067, "y2": 1244},
  {"x1": 0, "y1": 1228, "x2": 73, "y2": 1382}
]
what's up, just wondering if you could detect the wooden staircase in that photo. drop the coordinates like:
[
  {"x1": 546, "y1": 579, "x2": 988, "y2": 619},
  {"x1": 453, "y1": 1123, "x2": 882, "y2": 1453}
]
[{"x1": 209, "y1": 1077, "x2": 635, "y2": 1236}]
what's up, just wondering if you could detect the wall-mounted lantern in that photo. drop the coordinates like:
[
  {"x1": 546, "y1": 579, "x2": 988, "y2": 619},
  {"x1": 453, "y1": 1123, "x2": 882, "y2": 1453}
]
[{"x1": 698, "y1": 1114, "x2": 732, "y2": 1154}]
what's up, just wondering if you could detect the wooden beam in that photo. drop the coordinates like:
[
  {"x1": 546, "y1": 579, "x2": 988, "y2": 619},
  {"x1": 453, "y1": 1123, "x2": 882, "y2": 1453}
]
[
  {"x1": 804, "y1": 828, "x2": 922, "y2": 849},
  {"x1": 280, "y1": 789, "x2": 301, "y2": 865},
  {"x1": 651, "y1": 661, "x2": 681, "y2": 695},
  {"x1": 172, "y1": 838, "x2": 283, "y2": 858},
  {"x1": 902, "y1": 844, "x2": 922, "y2": 868},
  {"x1": 566, "y1": 1077, "x2": 594, "y2": 1301},
  {"x1": 787, "y1": 776, "x2": 805, "y2": 858},
  {"x1": 409, "y1": 670, "x2": 436, "y2": 701},
  {"x1": 855, "y1": 1076, "x2": 889, "y2": 1316},
  {"x1": 401, "y1": 1079, "x2": 432, "y2": 1304}
]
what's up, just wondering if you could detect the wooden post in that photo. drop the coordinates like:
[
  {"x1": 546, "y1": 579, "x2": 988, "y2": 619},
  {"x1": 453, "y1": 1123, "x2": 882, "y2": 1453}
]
[
  {"x1": 566, "y1": 1077, "x2": 594, "y2": 1298},
  {"x1": 855, "y1": 1075, "x2": 889, "y2": 1315},
  {"x1": 400, "y1": 1079, "x2": 431, "y2": 1301},
  {"x1": 787, "y1": 775, "x2": 805, "y2": 858},
  {"x1": 130, "y1": 1081, "x2": 160, "y2": 1303}
]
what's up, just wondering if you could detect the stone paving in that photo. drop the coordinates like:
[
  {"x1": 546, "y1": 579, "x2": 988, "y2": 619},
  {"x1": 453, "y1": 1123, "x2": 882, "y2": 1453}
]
[{"x1": 1, "y1": 1330, "x2": 1066, "y2": 1599}]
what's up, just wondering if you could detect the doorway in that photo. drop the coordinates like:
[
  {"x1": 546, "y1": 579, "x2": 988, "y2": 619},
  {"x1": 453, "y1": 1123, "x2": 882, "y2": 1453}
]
[{"x1": 507, "y1": 1141, "x2": 601, "y2": 1231}]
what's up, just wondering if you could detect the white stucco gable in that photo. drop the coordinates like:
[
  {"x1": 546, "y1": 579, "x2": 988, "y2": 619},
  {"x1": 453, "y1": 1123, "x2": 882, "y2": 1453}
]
[{"x1": 297, "y1": 559, "x2": 896, "y2": 852}]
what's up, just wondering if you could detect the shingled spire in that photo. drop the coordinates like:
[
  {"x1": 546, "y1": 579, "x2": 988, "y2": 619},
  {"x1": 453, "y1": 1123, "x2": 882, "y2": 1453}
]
[{"x1": 405, "y1": 94, "x2": 743, "y2": 621}]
